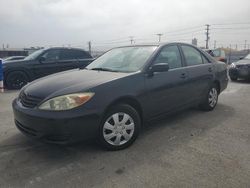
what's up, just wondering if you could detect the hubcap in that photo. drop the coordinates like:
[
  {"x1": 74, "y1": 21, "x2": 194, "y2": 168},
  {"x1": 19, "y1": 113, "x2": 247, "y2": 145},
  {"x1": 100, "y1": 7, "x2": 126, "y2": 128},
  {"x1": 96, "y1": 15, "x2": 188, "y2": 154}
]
[
  {"x1": 208, "y1": 88, "x2": 218, "y2": 107},
  {"x1": 103, "y1": 112, "x2": 135, "y2": 146},
  {"x1": 10, "y1": 74, "x2": 27, "y2": 89}
]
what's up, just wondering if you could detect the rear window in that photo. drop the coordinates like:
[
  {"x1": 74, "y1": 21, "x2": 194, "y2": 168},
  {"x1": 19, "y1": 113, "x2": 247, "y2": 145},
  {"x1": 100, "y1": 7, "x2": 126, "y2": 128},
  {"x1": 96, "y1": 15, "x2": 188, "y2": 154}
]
[
  {"x1": 212, "y1": 49, "x2": 221, "y2": 57},
  {"x1": 60, "y1": 49, "x2": 91, "y2": 60},
  {"x1": 181, "y1": 45, "x2": 203, "y2": 66}
]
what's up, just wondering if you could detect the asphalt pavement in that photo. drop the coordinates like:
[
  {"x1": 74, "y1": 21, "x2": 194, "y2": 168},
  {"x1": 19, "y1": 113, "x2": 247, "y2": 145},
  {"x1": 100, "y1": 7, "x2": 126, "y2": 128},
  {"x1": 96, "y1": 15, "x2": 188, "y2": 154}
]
[{"x1": 0, "y1": 81, "x2": 249, "y2": 188}]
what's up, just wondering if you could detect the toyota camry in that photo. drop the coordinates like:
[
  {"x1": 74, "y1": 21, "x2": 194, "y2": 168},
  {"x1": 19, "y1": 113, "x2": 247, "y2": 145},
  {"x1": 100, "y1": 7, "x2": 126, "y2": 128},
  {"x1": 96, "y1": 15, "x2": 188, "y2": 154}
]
[{"x1": 13, "y1": 43, "x2": 228, "y2": 150}]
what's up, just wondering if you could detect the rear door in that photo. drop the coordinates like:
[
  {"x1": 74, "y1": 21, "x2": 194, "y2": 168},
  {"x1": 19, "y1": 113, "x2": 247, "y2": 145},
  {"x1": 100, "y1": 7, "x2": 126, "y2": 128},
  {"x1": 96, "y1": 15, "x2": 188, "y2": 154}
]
[
  {"x1": 58, "y1": 49, "x2": 92, "y2": 71},
  {"x1": 180, "y1": 45, "x2": 214, "y2": 102},
  {"x1": 144, "y1": 45, "x2": 189, "y2": 118}
]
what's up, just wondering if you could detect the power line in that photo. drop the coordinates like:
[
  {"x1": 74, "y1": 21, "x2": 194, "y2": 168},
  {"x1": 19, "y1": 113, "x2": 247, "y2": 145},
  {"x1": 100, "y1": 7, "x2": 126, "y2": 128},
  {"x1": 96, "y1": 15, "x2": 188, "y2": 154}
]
[
  {"x1": 162, "y1": 25, "x2": 203, "y2": 34},
  {"x1": 212, "y1": 27, "x2": 250, "y2": 30},
  {"x1": 94, "y1": 36, "x2": 130, "y2": 43},
  {"x1": 92, "y1": 40, "x2": 129, "y2": 45},
  {"x1": 212, "y1": 22, "x2": 250, "y2": 26}
]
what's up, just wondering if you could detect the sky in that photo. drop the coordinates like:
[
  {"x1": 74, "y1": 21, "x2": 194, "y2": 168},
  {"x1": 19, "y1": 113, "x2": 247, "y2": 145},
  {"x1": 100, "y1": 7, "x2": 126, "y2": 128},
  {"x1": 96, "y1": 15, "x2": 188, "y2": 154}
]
[{"x1": 0, "y1": 0, "x2": 250, "y2": 50}]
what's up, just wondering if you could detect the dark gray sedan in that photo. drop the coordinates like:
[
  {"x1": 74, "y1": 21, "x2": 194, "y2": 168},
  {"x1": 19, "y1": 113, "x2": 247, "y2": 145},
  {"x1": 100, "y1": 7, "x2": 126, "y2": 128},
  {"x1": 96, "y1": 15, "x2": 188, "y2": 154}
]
[{"x1": 13, "y1": 43, "x2": 228, "y2": 150}]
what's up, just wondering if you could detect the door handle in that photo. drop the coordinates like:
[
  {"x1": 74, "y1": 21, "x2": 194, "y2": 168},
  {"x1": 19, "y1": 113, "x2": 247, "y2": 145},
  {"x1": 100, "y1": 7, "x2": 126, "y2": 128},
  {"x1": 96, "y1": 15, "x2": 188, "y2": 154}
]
[
  {"x1": 180, "y1": 73, "x2": 187, "y2": 79},
  {"x1": 208, "y1": 67, "x2": 212, "y2": 72}
]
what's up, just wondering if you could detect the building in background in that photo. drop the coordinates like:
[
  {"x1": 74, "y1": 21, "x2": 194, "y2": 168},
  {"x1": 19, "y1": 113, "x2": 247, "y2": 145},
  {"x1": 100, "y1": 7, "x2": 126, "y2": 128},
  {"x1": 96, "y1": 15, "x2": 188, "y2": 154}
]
[
  {"x1": 192, "y1": 38, "x2": 198, "y2": 46},
  {"x1": 0, "y1": 48, "x2": 28, "y2": 58},
  {"x1": 0, "y1": 47, "x2": 45, "y2": 58},
  {"x1": 24, "y1": 47, "x2": 44, "y2": 55}
]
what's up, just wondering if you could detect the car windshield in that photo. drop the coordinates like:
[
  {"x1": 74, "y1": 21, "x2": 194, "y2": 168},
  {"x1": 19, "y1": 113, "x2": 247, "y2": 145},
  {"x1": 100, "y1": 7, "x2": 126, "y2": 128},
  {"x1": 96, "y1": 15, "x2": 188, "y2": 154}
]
[
  {"x1": 24, "y1": 49, "x2": 46, "y2": 60},
  {"x1": 86, "y1": 46, "x2": 157, "y2": 73},
  {"x1": 244, "y1": 54, "x2": 250, "y2": 59}
]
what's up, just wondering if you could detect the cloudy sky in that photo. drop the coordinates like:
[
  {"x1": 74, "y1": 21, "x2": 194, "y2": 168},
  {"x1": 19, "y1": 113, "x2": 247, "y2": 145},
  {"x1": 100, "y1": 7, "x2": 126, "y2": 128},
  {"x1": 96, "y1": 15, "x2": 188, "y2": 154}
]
[{"x1": 0, "y1": 0, "x2": 250, "y2": 50}]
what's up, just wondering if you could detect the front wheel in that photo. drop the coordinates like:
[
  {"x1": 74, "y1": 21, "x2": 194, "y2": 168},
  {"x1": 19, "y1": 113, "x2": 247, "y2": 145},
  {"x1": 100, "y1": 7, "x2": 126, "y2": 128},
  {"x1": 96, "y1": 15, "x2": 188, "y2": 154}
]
[
  {"x1": 230, "y1": 76, "x2": 238, "y2": 81},
  {"x1": 99, "y1": 104, "x2": 141, "y2": 150},
  {"x1": 199, "y1": 84, "x2": 219, "y2": 111},
  {"x1": 5, "y1": 71, "x2": 29, "y2": 89}
]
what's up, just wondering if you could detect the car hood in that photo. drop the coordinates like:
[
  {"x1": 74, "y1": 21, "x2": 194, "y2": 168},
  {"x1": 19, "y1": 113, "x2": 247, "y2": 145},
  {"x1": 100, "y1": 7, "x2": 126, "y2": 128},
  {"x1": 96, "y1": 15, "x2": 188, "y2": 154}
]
[
  {"x1": 2, "y1": 59, "x2": 29, "y2": 67},
  {"x1": 3, "y1": 59, "x2": 26, "y2": 64},
  {"x1": 23, "y1": 69, "x2": 131, "y2": 99},
  {"x1": 235, "y1": 59, "x2": 250, "y2": 65}
]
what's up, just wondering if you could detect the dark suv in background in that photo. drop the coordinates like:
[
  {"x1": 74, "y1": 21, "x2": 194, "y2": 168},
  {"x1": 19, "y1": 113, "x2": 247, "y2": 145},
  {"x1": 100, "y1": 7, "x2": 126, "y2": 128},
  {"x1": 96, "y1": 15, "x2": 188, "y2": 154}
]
[{"x1": 3, "y1": 47, "x2": 93, "y2": 89}]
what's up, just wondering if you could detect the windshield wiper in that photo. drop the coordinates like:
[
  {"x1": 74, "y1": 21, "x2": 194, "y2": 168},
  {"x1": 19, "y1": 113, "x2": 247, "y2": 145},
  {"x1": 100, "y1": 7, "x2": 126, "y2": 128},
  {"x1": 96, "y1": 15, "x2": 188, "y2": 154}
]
[
  {"x1": 79, "y1": 67, "x2": 88, "y2": 70},
  {"x1": 90, "y1": 68, "x2": 119, "y2": 72}
]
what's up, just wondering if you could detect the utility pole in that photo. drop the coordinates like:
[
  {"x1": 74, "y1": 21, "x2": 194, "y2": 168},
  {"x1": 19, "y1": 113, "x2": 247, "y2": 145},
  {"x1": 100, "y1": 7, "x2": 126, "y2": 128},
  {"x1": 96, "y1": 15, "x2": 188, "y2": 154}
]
[
  {"x1": 88, "y1": 41, "x2": 92, "y2": 55},
  {"x1": 156, "y1": 34, "x2": 163, "y2": 43},
  {"x1": 235, "y1": 44, "x2": 238, "y2": 51},
  {"x1": 244, "y1": 40, "x2": 247, "y2": 50},
  {"x1": 129, "y1": 36, "x2": 134, "y2": 45},
  {"x1": 213, "y1": 40, "x2": 216, "y2": 49},
  {"x1": 229, "y1": 44, "x2": 232, "y2": 64},
  {"x1": 205, "y1": 24, "x2": 210, "y2": 49}
]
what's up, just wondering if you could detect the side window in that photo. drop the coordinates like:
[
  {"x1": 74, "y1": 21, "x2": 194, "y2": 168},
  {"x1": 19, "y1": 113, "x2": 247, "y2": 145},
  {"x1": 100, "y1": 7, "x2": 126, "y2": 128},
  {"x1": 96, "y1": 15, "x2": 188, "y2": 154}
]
[
  {"x1": 60, "y1": 49, "x2": 75, "y2": 60},
  {"x1": 73, "y1": 50, "x2": 92, "y2": 59},
  {"x1": 154, "y1": 45, "x2": 182, "y2": 69},
  {"x1": 42, "y1": 50, "x2": 60, "y2": 61},
  {"x1": 202, "y1": 55, "x2": 210, "y2": 64},
  {"x1": 181, "y1": 45, "x2": 203, "y2": 66},
  {"x1": 60, "y1": 49, "x2": 91, "y2": 60}
]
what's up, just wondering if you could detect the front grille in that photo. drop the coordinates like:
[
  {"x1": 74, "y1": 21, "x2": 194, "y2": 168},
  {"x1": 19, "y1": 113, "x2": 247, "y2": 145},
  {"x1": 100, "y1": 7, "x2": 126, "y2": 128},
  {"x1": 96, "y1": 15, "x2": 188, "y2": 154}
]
[
  {"x1": 237, "y1": 64, "x2": 250, "y2": 69},
  {"x1": 19, "y1": 91, "x2": 43, "y2": 108}
]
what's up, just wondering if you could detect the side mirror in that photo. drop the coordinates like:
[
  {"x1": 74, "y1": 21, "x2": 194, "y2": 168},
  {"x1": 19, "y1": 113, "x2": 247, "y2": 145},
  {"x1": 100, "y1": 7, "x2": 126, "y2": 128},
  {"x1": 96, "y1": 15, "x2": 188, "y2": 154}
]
[
  {"x1": 38, "y1": 56, "x2": 46, "y2": 63},
  {"x1": 149, "y1": 63, "x2": 169, "y2": 75},
  {"x1": 239, "y1": 57, "x2": 244, "y2": 60}
]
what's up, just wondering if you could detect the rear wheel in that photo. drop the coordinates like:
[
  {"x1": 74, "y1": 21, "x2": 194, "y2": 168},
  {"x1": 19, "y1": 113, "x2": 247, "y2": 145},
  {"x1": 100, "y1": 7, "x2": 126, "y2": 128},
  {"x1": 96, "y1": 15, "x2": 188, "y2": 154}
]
[
  {"x1": 99, "y1": 104, "x2": 141, "y2": 150},
  {"x1": 6, "y1": 71, "x2": 29, "y2": 89},
  {"x1": 200, "y1": 84, "x2": 219, "y2": 111}
]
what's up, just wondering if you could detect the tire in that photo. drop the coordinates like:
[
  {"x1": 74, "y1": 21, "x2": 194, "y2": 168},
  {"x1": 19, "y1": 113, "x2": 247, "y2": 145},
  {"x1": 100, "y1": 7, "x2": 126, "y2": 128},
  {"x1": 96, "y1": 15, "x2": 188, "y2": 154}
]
[
  {"x1": 99, "y1": 104, "x2": 141, "y2": 150},
  {"x1": 230, "y1": 76, "x2": 237, "y2": 81},
  {"x1": 5, "y1": 71, "x2": 29, "y2": 90},
  {"x1": 199, "y1": 84, "x2": 219, "y2": 111}
]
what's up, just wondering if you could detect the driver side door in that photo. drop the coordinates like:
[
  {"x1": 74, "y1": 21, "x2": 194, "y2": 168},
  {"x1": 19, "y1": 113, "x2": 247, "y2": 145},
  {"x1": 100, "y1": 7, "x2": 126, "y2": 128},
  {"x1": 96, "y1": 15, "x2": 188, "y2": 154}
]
[
  {"x1": 144, "y1": 45, "x2": 189, "y2": 119},
  {"x1": 32, "y1": 49, "x2": 61, "y2": 79}
]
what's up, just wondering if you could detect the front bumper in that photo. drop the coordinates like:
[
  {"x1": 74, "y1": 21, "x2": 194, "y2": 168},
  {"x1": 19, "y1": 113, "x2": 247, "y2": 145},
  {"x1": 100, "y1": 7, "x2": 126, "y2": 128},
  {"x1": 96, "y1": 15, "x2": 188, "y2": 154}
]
[
  {"x1": 229, "y1": 67, "x2": 250, "y2": 79},
  {"x1": 12, "y1": 99, "x2": 101, "y2": 144}
]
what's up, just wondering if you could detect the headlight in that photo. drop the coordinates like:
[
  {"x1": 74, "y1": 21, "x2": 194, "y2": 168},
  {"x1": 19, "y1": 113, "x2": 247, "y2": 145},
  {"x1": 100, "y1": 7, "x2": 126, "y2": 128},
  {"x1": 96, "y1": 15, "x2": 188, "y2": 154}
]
[
  {"x1": 230, "y1": 63, "x2": 236, "y2": 68},
  {"x1": 39, "y1": 92, "x2": 94, "y2": 111}
]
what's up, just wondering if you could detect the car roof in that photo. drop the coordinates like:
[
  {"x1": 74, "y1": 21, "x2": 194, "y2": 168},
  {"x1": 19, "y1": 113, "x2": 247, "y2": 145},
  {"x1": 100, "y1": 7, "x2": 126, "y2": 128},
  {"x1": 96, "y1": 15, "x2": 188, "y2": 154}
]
[
  {"x1": 44, "y1": 47, "x2": 88, "y2": 51},
  {"x1": 114, "y1": 42, "x2": 198, "y2": 48}
]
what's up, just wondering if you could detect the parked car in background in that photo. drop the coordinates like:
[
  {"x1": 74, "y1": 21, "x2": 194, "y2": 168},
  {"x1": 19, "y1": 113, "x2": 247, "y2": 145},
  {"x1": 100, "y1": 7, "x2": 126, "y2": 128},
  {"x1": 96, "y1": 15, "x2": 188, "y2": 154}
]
[
  {"x1": 13, "y1": 43, "x2": 228, "y2": 150},
  {"x1": 206, "y1": 49, "x2": 227, "y2": 63},
  {"x1": 4, "y1": 56, "x2": 26, "y2": 61},
  {"x1": 229, "y1": 53, "x2": 250, "y2": 81},
  {"x1": 3, "y1": 47, "x2": 93, "y2": 89}
]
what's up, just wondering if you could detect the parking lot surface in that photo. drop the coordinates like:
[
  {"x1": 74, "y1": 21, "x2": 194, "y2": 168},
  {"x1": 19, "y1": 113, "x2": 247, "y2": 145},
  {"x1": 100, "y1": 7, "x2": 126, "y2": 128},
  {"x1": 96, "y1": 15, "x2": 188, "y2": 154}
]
[{"x1": 0, "y1": 81, "x2": 250, "y2": 188}]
